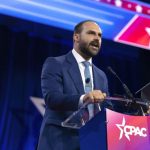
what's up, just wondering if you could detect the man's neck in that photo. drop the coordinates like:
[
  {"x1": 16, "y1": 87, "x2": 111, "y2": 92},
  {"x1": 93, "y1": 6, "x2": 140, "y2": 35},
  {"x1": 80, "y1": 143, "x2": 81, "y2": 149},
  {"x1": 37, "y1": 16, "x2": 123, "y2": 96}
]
[{"x1": 73, "y1": 48, "x2": 91, "y2": 61}]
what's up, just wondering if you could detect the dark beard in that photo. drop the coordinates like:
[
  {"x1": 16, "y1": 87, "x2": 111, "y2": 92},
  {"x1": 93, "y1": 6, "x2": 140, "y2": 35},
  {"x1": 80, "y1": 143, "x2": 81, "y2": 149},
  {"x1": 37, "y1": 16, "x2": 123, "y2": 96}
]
[
  {"x1": 79, "y1": 41, "x2": 100, "y2": 58},
  {"x1": 80, "y1": 45, "x2": 94, "y2": 58}
]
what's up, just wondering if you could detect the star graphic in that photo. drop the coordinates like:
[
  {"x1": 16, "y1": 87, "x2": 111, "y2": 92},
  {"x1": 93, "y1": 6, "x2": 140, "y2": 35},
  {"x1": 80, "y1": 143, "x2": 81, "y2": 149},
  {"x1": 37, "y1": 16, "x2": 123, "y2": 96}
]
[
  {"x1": 145, "y1": 27, "x2": 150, "y2": 36},
  {"x1": 116, "y1": 117, "x2": 130, "y2": 141},
  {"x1": 145, "y1": 27, "x2": 150, "y2": 47}
]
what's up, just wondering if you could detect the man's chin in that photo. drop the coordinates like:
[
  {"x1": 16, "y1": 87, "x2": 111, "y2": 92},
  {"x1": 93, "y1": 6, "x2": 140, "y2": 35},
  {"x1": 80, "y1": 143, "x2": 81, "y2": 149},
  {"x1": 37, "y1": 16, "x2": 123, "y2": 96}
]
[
  {"x1": 88, "y1": 49, "x2": 99, "y2": 57},
  {"x1": 80, "y1": 47, "x2": 99, "y2": 58},
  {"x1": 86, "y1": 52, "x2": 98, "y2": 58}
]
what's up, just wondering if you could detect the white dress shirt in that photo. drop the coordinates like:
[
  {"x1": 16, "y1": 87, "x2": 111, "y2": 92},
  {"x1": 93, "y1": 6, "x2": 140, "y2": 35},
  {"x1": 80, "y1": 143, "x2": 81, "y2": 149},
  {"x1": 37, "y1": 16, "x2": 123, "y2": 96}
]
[{"x1": 72, "y1": 49, "x2": 94, "y2": 106}]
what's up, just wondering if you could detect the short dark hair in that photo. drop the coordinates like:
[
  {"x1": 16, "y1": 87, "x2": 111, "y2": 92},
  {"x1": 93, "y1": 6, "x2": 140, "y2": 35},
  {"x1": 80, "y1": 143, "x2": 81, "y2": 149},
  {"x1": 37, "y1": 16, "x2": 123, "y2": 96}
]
[{"x1": 74, "y1": 20, "x2": 98, "y2": 34}]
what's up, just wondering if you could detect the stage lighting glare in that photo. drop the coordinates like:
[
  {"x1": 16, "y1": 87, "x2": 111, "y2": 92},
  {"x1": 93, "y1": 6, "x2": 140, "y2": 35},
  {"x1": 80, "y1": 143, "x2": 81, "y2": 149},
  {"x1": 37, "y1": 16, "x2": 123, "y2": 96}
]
[
  {"x1": 135, "y1": 5, "x2": 143, "y2": 13},
  {"x1": 115, "y1": 0, "x2": 122, "y2": 7},
  {"x1": 107, "y1": 0, "x2": 111, "y2": 2},
  {"x1": 128, "y1": 4, "x2": 132, "y2": 8}
]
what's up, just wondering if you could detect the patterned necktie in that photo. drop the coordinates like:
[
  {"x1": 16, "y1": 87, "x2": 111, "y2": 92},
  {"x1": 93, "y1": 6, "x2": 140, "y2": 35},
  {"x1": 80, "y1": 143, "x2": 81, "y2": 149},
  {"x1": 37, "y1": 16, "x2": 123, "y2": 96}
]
[{"x1": 82, "y1": 61, "x2": 94, "y2": 119}]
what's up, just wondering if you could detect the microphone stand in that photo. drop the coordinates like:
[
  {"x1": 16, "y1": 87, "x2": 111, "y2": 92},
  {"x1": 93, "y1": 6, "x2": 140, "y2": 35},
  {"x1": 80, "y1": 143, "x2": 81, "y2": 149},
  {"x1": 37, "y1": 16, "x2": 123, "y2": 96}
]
[{"x1": 108, "y1": 66, "x2": 145, "y2": 116}]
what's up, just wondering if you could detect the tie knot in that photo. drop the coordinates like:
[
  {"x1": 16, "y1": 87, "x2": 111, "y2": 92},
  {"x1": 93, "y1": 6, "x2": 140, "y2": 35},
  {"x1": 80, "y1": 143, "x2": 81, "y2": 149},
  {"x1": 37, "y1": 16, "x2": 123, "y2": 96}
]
[{"x1": 82, "y1": 61, "x2": 90, "y2": 68}]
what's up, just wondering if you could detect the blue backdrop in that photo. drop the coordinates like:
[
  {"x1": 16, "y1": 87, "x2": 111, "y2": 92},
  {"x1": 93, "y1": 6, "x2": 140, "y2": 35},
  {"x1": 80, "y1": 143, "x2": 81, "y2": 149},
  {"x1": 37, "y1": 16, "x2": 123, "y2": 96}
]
[{"x1": 0, "y1": 14, "x2": 150, "y2": 150}]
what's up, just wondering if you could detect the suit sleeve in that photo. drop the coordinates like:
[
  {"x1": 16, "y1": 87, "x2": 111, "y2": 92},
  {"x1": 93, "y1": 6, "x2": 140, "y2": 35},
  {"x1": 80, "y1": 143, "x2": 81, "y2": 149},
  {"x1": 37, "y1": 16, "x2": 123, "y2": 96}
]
[
  {"x1": 101, "y1": 71, "x2": 114, "y2": 110},
  {"x1": 103, "y1": 73, "x2": 109, "y2": 96},
  {"x1": 41, "y1": 57, "x2": 81, "y2": 111}
]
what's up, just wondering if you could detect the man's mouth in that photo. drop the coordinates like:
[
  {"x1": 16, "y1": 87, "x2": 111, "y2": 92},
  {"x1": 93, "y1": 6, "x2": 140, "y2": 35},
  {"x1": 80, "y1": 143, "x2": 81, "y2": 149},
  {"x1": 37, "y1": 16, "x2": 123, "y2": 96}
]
[{"x1": 90, "y1": 42, "x2": 99, "y2": 50}]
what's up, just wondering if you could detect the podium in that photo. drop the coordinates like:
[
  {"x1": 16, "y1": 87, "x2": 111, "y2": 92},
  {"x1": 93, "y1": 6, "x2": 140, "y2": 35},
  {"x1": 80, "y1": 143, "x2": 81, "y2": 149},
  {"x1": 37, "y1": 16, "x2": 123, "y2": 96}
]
[{"x1": 62, "y1": 97, "x2": 150, "y2": 150}]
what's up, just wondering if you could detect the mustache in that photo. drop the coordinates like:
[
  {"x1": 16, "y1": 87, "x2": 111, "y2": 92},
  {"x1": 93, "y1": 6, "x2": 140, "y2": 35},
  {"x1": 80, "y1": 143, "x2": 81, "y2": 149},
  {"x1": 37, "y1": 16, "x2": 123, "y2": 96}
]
[{"x1": 89, "y1": 40, "x2": 100, "y2": 48}]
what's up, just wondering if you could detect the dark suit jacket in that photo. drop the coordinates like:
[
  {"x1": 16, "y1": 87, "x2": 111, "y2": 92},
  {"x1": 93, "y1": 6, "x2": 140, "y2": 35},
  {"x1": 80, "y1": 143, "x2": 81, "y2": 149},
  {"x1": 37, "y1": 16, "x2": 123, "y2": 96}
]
[{"x1": 37, "y1": 51, "x2": 110, "y2": 150}]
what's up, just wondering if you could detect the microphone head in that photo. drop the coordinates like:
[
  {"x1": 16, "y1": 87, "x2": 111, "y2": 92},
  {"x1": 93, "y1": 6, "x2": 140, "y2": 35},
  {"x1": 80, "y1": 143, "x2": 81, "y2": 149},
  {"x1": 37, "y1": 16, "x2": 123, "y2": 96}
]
[
  {"x1": 85, "y1": 78, "x2": 90, "y2": 84},
  {"x1": 107, "y1": 66, "x2": 116, "y2": 76}
]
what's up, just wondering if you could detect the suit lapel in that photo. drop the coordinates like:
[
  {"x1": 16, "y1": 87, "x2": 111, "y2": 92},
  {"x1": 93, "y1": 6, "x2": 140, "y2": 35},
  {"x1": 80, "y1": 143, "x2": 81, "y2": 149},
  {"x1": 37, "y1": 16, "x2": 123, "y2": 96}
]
[
  {"x1": 66, "y1": 52, "x2": 84, "y2": 94},
  {"x1": 93, "y1": 65, "x2": 101, "y2": 90}
]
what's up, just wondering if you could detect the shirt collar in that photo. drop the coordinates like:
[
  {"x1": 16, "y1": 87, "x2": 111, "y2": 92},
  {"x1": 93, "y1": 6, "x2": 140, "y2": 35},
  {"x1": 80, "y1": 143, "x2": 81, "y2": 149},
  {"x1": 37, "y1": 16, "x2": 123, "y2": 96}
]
[{"x1": 72, "y1": 49, "x2": 92, "y2": 65}]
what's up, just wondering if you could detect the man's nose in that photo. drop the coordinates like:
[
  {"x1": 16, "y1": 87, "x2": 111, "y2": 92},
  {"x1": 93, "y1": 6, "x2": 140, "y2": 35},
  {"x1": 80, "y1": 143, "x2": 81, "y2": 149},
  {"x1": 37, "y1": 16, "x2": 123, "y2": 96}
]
[
  {"x1": 94, "y1": 36, "x2": 101, "y2": 43},
  {"x1": 94, "y1": 34, "x2": 100, "y2": 41}
]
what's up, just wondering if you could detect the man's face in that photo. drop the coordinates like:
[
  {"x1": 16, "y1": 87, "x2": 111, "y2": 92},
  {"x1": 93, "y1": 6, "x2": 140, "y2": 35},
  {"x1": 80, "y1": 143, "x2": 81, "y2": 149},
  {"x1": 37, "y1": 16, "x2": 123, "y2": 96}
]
[{"x1": 74, "y1": 22, "x2": 102, "y2": 58}]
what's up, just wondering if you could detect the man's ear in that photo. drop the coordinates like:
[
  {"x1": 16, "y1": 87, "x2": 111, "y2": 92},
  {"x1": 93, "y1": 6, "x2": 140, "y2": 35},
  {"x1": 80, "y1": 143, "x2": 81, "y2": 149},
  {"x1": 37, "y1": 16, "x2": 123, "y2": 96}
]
[{"x1": 73, "y1": 33, "x2": 80, "y2": 43}]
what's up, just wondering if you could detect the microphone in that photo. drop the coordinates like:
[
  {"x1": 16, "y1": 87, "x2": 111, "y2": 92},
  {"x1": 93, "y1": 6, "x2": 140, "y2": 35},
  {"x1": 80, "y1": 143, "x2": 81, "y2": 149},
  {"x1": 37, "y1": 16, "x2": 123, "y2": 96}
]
[
  {"x1": 108, "y1": 66, "x2": 146, "y2": 116},
  {"x1": 135, "y1": 82, "x2": 150, "y2": 95},
  {"x1": 107, "y1": 66, "x2": 134, "y2": 99},
  {"x1": 85, "y1": 78, "x2": 90, "y2": 84}
]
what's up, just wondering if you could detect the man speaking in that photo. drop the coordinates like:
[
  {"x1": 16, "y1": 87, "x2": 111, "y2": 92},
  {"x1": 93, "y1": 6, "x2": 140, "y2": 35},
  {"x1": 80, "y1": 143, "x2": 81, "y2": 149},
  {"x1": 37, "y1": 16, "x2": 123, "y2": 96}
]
[{"x1": 37, "y1": 20, "x2": 111, "y2": 150}]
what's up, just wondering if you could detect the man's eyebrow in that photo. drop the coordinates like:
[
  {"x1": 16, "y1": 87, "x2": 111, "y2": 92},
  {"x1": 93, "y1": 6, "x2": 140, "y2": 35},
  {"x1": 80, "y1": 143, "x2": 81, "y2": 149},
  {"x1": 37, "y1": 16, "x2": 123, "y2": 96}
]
[
  {"x1": 87, "y1": 30, "x2": 95, "y2": 33},
  {"x1": 87, "y1": 30, "x2": 102, "y2": 36}
]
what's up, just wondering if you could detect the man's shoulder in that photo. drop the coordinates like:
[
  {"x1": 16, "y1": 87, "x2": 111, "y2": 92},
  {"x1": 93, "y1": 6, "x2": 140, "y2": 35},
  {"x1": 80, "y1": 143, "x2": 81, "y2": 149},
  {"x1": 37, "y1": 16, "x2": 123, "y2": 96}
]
[
  {"x1": 46, "y1": 51, "x2": 73, "y2": 63},
  {"x1": 45, "y1": 54, "x2": 66, "y2": 64},
  {"x1": 44, "y1": 51, "x2": 76, "y2": 69},
  {"x1": 44, "y1": 54, "x2": 67, "y2": 65},
  {"x1": 42, "y1": 53, "x2": 71, "y2": 74}
]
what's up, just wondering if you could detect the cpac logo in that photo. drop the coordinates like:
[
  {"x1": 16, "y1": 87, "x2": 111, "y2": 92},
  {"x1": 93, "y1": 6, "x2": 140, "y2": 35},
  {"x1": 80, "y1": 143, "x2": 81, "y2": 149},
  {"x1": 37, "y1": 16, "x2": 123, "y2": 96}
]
[{"x1": 116, "y1": 117, "x2": 147, "y2": 141}]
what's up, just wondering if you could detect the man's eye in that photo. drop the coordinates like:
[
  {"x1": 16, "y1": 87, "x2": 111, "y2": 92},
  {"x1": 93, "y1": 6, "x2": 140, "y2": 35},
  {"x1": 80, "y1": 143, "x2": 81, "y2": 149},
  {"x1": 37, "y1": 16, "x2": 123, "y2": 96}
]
[
  {"x1": 88, "y1": 32, "x2": 95, "y2": 35},
  {"x1": 98, "y1": 34, "x2": 102, "y2": 38}
]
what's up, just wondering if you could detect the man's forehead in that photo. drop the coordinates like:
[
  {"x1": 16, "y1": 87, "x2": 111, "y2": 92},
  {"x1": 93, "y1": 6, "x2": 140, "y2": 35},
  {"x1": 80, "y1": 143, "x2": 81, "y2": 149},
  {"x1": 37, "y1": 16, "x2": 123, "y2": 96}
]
[{"x1": 82, "y1": 22, "x2": 102, "y2": 33}]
